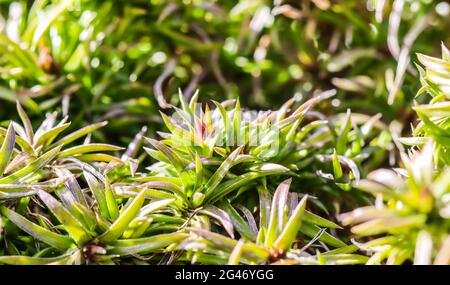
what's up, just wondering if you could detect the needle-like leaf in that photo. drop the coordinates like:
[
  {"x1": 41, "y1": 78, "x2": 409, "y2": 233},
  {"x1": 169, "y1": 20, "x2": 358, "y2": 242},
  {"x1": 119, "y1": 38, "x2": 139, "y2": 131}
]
[{"x1": 0, "y1": 123, "x2": 15, "y2": 175}]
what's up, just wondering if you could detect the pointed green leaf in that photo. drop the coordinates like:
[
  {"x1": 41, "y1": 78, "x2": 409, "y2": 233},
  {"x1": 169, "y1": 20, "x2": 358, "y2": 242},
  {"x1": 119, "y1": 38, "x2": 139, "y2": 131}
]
[
  {"x1": 233, "y1": 100, "x2": 241, "y2": 145},
  {"x1": 265, "y1": 178, "x2": 291, "y2": 248},
  {"x1": 332, "y1": 149, "x2": 343, "y2": 179},
  {"x1": 205, "y1": 164, "x2": 289, "y2": 204},
  {"x1": 228, "y1": 239, "x2": 245, "y2": 265},
  {"x1": 336, "y1": 109, "x2": 352, "y2": 155},
  {"x1": 274, "y1": 195, "x2": 308, "y2": 251},
  {"x1": 109, "y1": 232, "x2": 188, "y2": 255},
  {"x1": 57, "y1": 144, "x2": 122, "y2": 158},
  {"x1": 50, "y1": 121, "x2": 108, "y2": 148},
  {"x1": 37, "y1": 190, "x2": 91, "y2": 245},
  {"x1": 138, "y1": 199, "x2": 175, "y2": 217},
  {"x1": 220, "y1": 200, "x2": 257, "y2": 242},
  {"x1": 145, "y1": 138, "x2": 188, "y2": 172},
  {"x1": 201, "y1": 206, "x2": 235, "y2": 238},
  {"x1": 189, "y1": 90, "x2": 199, "y2": 113},
  {"x1": 0, "y1": 124, "x2": 15, "y2": 174},
  {"x1": 304, "y1": 210, "x2": 342, "y2": 229},
  {"x1": 204, "y1": 146, "x2": 242, "y2": 195},
  {"x1": 178, "y1": 89, "x2": 190, "y2": 114},
  {"x1": 105, "y1": 177, "x2": 119, "y2": 220},
  {"x1": 84, "y1": 170, "x2": 109, "y2": 219},
  {"x1": 0, "y1": 145, "x2": 62, "y2": 184},
  {"x1": 0, "y1": 254, "x2": 76, "y2": 265},
  {"x1": 16, "y1": 102, "x2": 34, "y2": 144},
  {"x1": 189, "y1": 228, "x2": 269, "y2": 260},
  {"x1": 0, "y1": 127, "x2": 34, "y2": 155},
  {"x1": 34, "y1": 123, "x2": 71, "y2": 148},
  {"x1": 300, "y1": 223, "x2": 347, "y2": 248},
  {"x1": 98, "y1": 190, "x2": 146, "y2": 243},
  {"x1": 1, "y1": 206, "x2": 74, "y2": 250}
]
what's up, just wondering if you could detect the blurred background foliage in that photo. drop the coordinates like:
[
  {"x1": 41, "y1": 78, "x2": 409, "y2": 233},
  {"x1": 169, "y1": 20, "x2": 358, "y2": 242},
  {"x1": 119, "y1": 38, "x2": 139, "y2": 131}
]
[
  {"x1": 0, "y1": 0, "x2": 449, "y2": 265},
  {"x1": 0, "y1": 0, "x2": 449, "y2": 145}
]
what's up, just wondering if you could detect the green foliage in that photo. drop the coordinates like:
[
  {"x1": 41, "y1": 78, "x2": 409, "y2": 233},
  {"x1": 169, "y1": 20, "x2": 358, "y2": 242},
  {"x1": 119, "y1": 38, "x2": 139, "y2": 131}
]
[
  {"x1": 340, "y1": 45, "x2": 450, "y2": 265},
  {"x1": 399, "y1": 44, "x2": 450, "y2": 167},
  {"x1": 340, "y1": 143, "x2": 450, "y2": 265},
  {"x1": 0, "y1": 92, "x2": 379, "y2": 264},
  {"x1": 0, "y1": 0, "x2": 449, "y2": 265},
  {"x1": 178, "y1": 179, "x2": 367, "y2": 265},
  {"x1": 0, "y1": 0, "x2": 448, "y2": 140}
]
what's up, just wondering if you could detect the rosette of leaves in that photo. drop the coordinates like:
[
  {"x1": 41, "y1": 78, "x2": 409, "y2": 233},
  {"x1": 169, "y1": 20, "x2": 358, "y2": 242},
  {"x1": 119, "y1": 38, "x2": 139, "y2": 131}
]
[
  {"x1": 399, "y1": 44, "x2": 450, "y2": 167},
  {"x1": 176, "y1": 178, "x2": 368, "y2": 265},
  {"x1": 339, "y1": 142, "x2": 450, "y2": 265},
  {"x1": 137, "y1": 90, "x2": 390, "y2": 213},
  {"x1": 301, "y1": 107, "x2": 392, "y2": 211},
  {"x1": 0, "y1": 104, "x2": 190, "y2": 264},
  {"x1": 0, "y1": 102, "x2": 121, "y2": 200},
  {"x1": 0, "y1": 169, "x2": 187, "y2": 264}
]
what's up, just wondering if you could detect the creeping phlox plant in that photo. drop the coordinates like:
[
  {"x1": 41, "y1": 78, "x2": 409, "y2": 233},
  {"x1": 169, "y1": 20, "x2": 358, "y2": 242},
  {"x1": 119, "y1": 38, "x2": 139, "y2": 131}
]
[
  {"x1": 0, "y1": 0, "x2": 449, "y2": 266},
  {"x1": 0, "y1": 89, "x2": 391, "y2": 264},
  {"x1": 340, "y1": 45, "x2": 450, "y2": 265}
]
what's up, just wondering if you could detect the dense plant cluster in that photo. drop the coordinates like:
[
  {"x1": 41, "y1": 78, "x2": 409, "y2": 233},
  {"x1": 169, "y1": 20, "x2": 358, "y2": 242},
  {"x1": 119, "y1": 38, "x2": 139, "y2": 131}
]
[
  {"x1": 0, "y1": 0, "x2": 449, "y2": 265},
  {"x1": 340, "y1": 44, "x2": 450, "y2": 265}
]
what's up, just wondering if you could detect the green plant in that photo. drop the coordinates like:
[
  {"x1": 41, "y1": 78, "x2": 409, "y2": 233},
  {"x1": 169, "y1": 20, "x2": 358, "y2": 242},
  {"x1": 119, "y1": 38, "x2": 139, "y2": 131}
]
[
  {"x1": 0, "y1": 102, "x2": 121, "y2": 199},
  {"x1": 138, "y1": 91, "x2": 390, "y2": 212},
  {"x1": 400, "y1": 44, "x2": 450, "y2": 167},
  {"x1": 339, "y1": 45, "x2": 450, "y2": 265},
  {"x1": 1, "y1": 0, "x2": 448, "y2": 137},
  {"x1": 0, "y1": 91, "x2": 384, "y2": 264},
  {"x1": 177, "y1": 178, "x2": 368, "y2": 265},
  {"x1": 340, "y1": 142, "x2": 450, "y2": 265},
  {"x1": 0, "y1": 0, "x2": 449, "y2": 266},
  {"x1": 0, "y1": 173, "x2": 188, "y2": 264}
]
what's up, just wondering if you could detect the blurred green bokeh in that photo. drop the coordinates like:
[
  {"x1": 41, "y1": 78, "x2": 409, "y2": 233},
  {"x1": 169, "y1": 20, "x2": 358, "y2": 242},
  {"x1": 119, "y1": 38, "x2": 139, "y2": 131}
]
[{"x1": 0, "y1": 0, "x2": 448, "y2": 141}]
